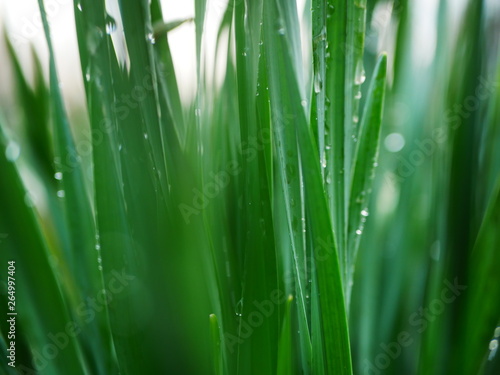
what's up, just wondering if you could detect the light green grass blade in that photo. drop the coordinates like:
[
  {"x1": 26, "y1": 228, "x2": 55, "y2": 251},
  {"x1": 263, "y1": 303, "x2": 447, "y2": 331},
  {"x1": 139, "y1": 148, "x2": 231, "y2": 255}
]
[
  {"x1": 347, "y1": 54, "x2": 387, "y2": 304},
  {"x1": 277, "y1": 295, "x2": 294, "y2": 375},
  {"x1": 262, "y1": 1, "x2": 312, "y2": 372},
  {"x1": 37, "y1": 1, "x2": 118, "y2": 373},
  {"x1": 210, "y1": 314, "x2": 223, "y2": 375},
  {"x1": 72, "y1": 1, "x2": 154, "y2": 373},
  {"x1": 325, "y1": 0, "x2": 348, "y2": 274}
]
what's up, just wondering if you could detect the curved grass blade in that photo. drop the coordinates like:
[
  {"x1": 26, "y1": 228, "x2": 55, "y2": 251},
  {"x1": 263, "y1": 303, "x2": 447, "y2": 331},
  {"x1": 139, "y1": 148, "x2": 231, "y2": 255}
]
[
  {"x1": 0, "y1": 123, "x2": 86, "y2": 374},
  {"x1": 37, "y1": 1, "x2": 118, "y2": 373}
]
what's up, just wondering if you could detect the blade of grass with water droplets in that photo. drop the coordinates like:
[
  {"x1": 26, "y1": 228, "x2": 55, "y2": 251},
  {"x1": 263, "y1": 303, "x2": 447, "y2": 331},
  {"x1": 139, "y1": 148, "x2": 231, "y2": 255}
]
[
  {"x1": 325, "y1": 0, "x2": 348, "y2": 279},
  {"x1": 73, "y1": 1, "x2": 154, "y2": 373},
  {"x1": 262, "y1": 1, "x2": 312, "y2": 372},
  {"x1": 311, "y1": 0, "x2": 327, "y2": 176},
  {"x1": 347, "y1": 54, "x2": 387, "y2": 306},
  {"x1": 37, "y1": 2, "x2": 118, "y2": 373},
  {"x1": 263, "y1": 1, "x2": 352, "y2": 373},
  {"x1": 233, "y1": 2, "x2": 279, "y2": 373}
]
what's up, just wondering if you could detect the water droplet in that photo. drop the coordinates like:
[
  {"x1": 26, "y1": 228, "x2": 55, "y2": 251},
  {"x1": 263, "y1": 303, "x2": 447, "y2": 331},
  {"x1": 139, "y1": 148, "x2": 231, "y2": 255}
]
[
  {"x1": 147, "y1": 33, "x2": 156, "y2": 44},
  {"x1": 490, "y1": 339, "x2": 498, "y2": 350},
  {"x1": 354, "y1": 91, "x2": 362, "y2": 99},
  {"x1": 321, "y1": 159, "x2": 327, "y2": 168},
  {"x1": 354, "y1": 61, "x2": 366, "y2": 85},
  {"x1": 314, "y1": 72, "x2": 322, "y2": 93},
  {"x1": 327, "y1": 4, "x2": 335, "y2": 18},
  {"x1": 77, "y1": 2, "x2": 82, "y2": 11},
  {"x1": 235, "y1": 299, "x2": 243, "y2": 317},
  {"x1": 278, "y1": 27, "x2": 285, "y2": 35},
  {"x1": 118, "y1": 144, "x2": 123, "y2": 151},
  {"x1": 57, "y1": 190, "x2": 65, "y2": 198},
  {"x1": 144, "y1": 133, "x2": 148, "y2": 140},
  {"x1": 97, "y1": 257, "x2": 102, "y2": 264},
  {"x1": 95, "y1": 243, "x2": 101, "y2": 250},
  {"x1": 361, "y1": 210, "x2": 369, "y2": 217},
  {"x1": 301, "y1": 99, "x2": 308, "y2": 107},
  {"x1": 326, "y1": 172, "x2": 332, "y2": 185},
  {"x1": 84, "y1": 64, "x2": 91, "y2": 82},
  {"x1": 356, "y1": 229, "x2": 363, "y2": 235},
  {"x1": 5, "y1": 141, "x2": 21, "y2": 162},
  {"x1": 353, "y1": 115, "x2": 359, "y2": 124},
  {"x1": 105, "y1": 15, "x2": 117, "y2": 34},
  {"x1": 195, "y1": 108, "x2": 201, "y2": 117},
  {"x1": 489, "y1": 339, "x2": 499, "y2": 360},
  {"x1": 54, "y1": 172, "x2": 63, "y2": 180},
  {"x1": 495, "y1": 327, "x2": 500, "y2": 338}
]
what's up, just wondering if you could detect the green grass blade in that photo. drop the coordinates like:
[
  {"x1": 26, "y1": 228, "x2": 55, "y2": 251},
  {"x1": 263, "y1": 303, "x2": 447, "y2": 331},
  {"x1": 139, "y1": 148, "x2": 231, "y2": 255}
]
[
  {"x1": 0, "y1": 123, "x2": 86, "y2": 374},
  {"x1": 325, "y1": 0, "x2": 348, "y2": 274},
  {"x1": 347, "y1": 54, "x2": 386, "y2": 305},
  {"x1": 210, "y1": 314, "x2": 223, "y2": 375},
  {"x1": 262, "y1": 1, "x2": 313, "y2": 371},
  {"x1": 277, "y1": 295, "x2": 294, "y2": 375},
  {"x1": 263, "y1": 1, "x2": 352, "y2": 373},
  {"x1": 462, "y1": 176, "x2": 500, "y2": 374},
  {"x1": 37, "y1": 1, "x2": 117, "y2": 373}
]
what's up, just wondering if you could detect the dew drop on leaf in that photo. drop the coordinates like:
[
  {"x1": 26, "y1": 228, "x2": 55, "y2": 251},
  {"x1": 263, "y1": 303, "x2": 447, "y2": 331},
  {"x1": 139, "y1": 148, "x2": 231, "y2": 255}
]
[
  {"x1": 105, "y1": 14, "x2": 117, "y2": 34},
  {"x1": 354, "y1": 61, "x2": 366, "y2": 85},
  {"x1": 5, "y1": 141, "x2": 20, "y2": 162}
]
